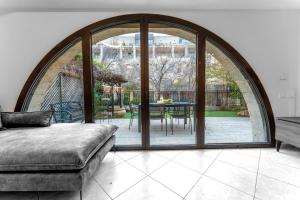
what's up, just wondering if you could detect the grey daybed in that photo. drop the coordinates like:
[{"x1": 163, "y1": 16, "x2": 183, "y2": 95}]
[
  {"x1": 0, "y1": 123, "x2": 117, "y2": 199},
  {"x1": 276, "y1": 117, "x2": 300, "y2": 151}
]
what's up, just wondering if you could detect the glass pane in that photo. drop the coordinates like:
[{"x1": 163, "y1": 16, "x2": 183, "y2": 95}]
[
  {"x1": 149, "y1": 23, "x2": 197, "y2": 146},
  {"x1": 92, "y1": 23, "x2": 142, "y2": 146},
  {"x1": 25, "y1": 40, "x2": 85, "y2": 123},
  {"x1": 205, "y1": 40, "x2": 268, "y2": 144}
]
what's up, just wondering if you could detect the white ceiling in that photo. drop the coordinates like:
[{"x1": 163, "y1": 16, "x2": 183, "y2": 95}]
[{"x1": 0, "y1": 0, "x2": 300, "y2": 12}]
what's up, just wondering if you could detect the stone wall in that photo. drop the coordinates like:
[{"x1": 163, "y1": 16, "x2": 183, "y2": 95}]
[{"x1": 27, "y1": 41, "x2": 82, "y2": 111}]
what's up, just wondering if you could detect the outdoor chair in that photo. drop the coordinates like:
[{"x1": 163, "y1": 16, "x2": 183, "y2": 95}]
[
  {"x1": 50, "y1": 101, "x2": 84, "y2": 123},
  {"x1": 150, "y1": 105, "x2": 167, "y2": 135},
  {"x1": 128, "y1": 104, "x2": 138, "y2": 130},
  {"x1": 168, "y1": 104, "x2": 192, "y2": 135},
  {"x1": 98, "y1": 98, "x2": 113, "y2": 123}
]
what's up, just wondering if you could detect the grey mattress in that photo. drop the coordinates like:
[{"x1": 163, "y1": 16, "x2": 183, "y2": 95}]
[
  {"x1": 0, "y1": 123, "x2": 118, "y2": 171},
  {"x1": 0, "y1": 136, "x2": 115, "y2": 191}
]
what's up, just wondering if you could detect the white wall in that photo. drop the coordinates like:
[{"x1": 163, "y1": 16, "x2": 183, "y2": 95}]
[{"x1": 0, "y1": 11, "x2": 299, "y2": 117}]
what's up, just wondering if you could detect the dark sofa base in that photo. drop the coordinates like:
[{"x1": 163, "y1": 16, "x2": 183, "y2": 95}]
[{"x1": 0, "y1": 136, "x2": 115, "y2": 191}]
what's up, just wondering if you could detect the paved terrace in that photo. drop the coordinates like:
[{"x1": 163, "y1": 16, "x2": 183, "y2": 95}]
[{"x1": 96, "y1": 117, "x2": 253, "y2": 146}]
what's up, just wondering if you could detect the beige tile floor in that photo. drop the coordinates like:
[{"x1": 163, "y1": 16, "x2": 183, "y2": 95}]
[{"x1": 2, "y1": 144, "x2": 300, "y2": 200}]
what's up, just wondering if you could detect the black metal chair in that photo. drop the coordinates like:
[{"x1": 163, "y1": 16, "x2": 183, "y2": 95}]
[
  {"x1": 98, "y1": 98, "x2": 112, "y2": 123},
  {"x1": 128, "y1": 104, "x2": 138, "y2": 130},
  {"x1": 168, "y1": 104, "x2": 192, "y2": 135},
  {"x1": 150, "y1": 104, "x2": 167, "y2": 135},
  {"x1": 50, "y1": 101, "x2": 84, "y2": 123}
]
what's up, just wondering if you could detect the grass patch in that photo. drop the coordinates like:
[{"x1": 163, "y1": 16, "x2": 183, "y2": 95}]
[
  {"x1": 205, "y1": 111, "x2": 239, "y2": 117},
  {"x1": 95, "y1": 110, "x2": 240, "y2": 120},
  {"x1": 112, "y1": 112, "x2": 133, "y2": 119}
]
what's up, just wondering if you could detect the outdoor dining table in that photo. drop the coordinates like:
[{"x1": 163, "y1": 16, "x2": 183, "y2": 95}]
[{"x1": 137, "y1": 102, "x2": 195, "y2": 133}]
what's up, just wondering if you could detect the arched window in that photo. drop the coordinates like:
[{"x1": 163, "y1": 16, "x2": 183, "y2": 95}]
[
  {"x1": 205, "y1": 39, "x2": 269, "y2": 144},
  {"x1": 15, "y1": 14, "x2": 274, "y2": 149}
]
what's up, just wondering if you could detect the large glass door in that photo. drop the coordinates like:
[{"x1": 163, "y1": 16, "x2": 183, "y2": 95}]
[
  {"x1": 148, "y1": 23, "x2": 198, "y2": 147},
  {"x1": 92, "y1": 23, "x2": 142, "y2": 147},
  {"x1": 88, "y1": 17, "x2": 270, "y2": 149}
]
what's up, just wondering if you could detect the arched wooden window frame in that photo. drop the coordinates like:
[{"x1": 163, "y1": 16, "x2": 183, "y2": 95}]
[{"x1": 15, "y1": 14, "x2": 275, "y2": 148}]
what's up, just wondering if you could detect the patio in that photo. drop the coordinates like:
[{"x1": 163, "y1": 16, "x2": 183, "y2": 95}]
[{"x1": 96, "y1": 117, "x2": 252, "y2": 146}]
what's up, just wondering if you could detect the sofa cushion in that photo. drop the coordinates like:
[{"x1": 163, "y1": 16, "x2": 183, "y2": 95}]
[
  {"x1": 1, "y1": 111, "x2": 53, "y2": 128},
  {"x1": 0, "y1": 123, "x2": 118, "y2": 171}
]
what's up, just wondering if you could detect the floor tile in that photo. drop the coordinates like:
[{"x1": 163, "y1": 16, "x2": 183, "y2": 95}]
[
  {"x1": 102, "y1": 152, "x2": 124, "y2": 167},
  {"x1": 205, "y1": 161, "x2": 257, "y2": 195},
  {"x1": 231, "y1": 148, "x2": 261, "y2": 158},
  {"x1": 261, "y1": 147, "x2": 300, "y2": 169},
  {"x1": 150, "y1": 161, "x2": 201, "y2": 197},
  {"x1": 153, "y1": 150, "x2": 183, "y2": 160},
  {"x1": 0, "y1": 192, "x2": 37, "y2": 200},
  {"x1": 217, "y1": 150, "x2": 259, "y2": 172},
  {"x1": 182, "y1": 149, "x2": 221, "y2": 159},
  {"x1": 127, "y1": 152, "x2": 169, "y2": 174},
  {"x1": 173, "y1": 150, "x2": 214, "y2": 173},
  {"x1": 262, "y1": 145, "x2": 300, "y2": 159},
  {"x1": 96, "y1": 153, "x2": 125, "y2": 174},
  {"x1": 186, "y1": 176, "x2": 253, "y2": 200},
  {"x1": 38, "y1": 191, "x2": 80, "y2": 200},
  {"x1": 7, "y1": 146, "x2": 300, "y2": 200},
  {"x1": 115, "y1": 151, "x2": 141, "y2": 161},
  {"x1": 94, "y1": 162, "x2": 146, "y2": 199},
  {"x1": 82, "y1": 179, "x2": 110, "y2": 200},
  {"x1": 255, "y1": 174, "x2": 300, "y2": 200},
  {"x1": 115, "y1": 177, "x2": 182, "y2": 200},
  {"x1": 259, "y1": 157, "x2": 300, "y2": 187}
]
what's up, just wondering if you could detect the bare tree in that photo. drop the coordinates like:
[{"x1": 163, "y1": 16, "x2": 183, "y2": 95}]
[{"x1": 149, "y1": 56, "x2": 186, "y2": 101}]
